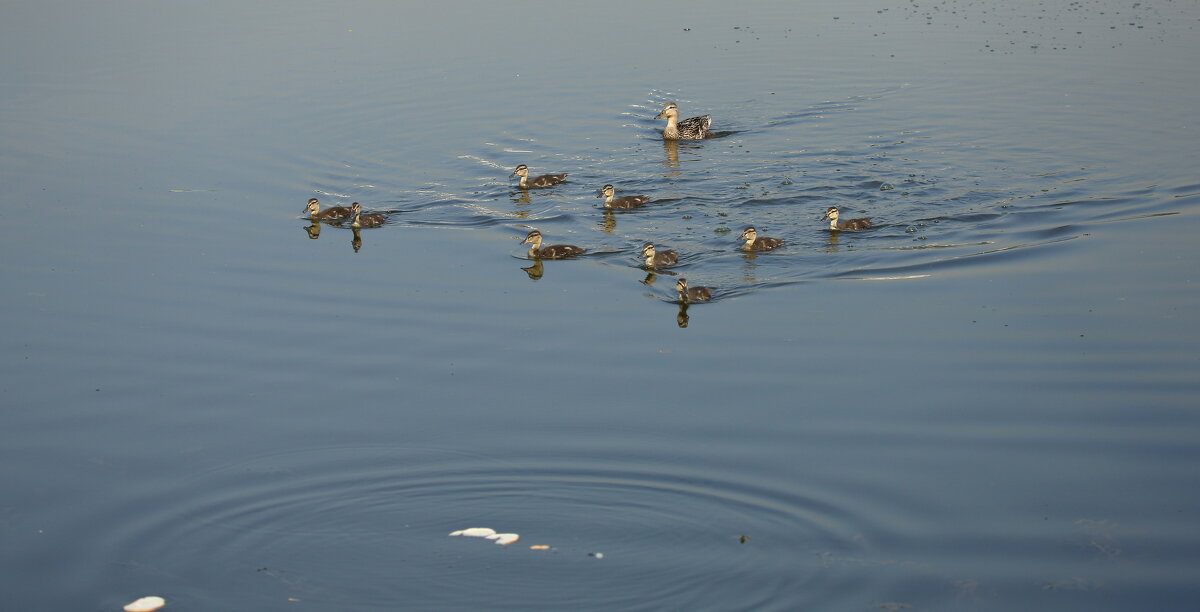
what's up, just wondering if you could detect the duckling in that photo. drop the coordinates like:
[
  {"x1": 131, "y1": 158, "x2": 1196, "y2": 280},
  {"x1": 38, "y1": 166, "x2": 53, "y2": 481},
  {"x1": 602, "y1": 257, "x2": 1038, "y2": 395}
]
[
  {"x1": 821, "y1": 206, "x2": 872, "y2": 230},
  {"x1": 598, "y1": 184, "x2": 650, "y2": 210},
  {"x1": 738, "y1": 226, "x2": 784, "y2": 251},
  {"x1": 303, "y1": 198, "x2": 352, "y2": 221},
  {"x1": 520, "y1": 229, "x2": 585, "y2": 259},
  {"x1": 640, "y1": 242, "x2": 678, "y2": 268},
  {"x1": 510, "y1": 164, "x2": 567, "y2": 189},
  {"x1": 349, "y1": 202, "x2": 387, "y2": 228},
  {"x1": 656, "y1": 102, "x2": 712, "y2": 140},
  {"x1": 675, "y1": 278, "x2": 712, "y2": 303}
]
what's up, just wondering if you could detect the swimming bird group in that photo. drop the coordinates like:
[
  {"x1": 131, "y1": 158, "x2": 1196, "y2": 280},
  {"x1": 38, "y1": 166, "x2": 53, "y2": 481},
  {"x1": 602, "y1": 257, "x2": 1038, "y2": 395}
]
[{"x1": 302, "y1": 101, "x2": 874, "y2": 304}]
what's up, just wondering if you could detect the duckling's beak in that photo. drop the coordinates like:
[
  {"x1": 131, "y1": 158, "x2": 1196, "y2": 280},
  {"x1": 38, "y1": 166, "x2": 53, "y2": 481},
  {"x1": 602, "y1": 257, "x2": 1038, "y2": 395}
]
[
  {"x1": 509, "y1": 170, "x2": 519, "y2": 178},
  {"x1": 820, "y1": 211, "x2": 832, "y2": 220}
]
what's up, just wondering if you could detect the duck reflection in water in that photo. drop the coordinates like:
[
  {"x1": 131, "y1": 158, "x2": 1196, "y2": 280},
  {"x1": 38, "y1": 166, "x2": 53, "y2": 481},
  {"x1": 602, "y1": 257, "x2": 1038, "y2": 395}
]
[
  {"x1": 599, "y1": 209, "x2": 618, "y2": 234},
  {"x1": 676, "y1": 302, "x2": 692, "y2": 328},
  {"x1": 824, "y1": 229, "x2": 841, "y2": 253},
  {"x1": 304, "y1": 222, "x2": 321, "y2": 240},
  {"x1": 351, "y1": 227, "x2": 362, "y2": 252},
  {"x1": 520, "y1": 258, "x2": 544, "y2": 281},
  {"x1": 509, "y1": 189, "x2": 532, "y2": 207},
  {"x1": 662, "y1": 139, "x2": 681, "y2": 172}
]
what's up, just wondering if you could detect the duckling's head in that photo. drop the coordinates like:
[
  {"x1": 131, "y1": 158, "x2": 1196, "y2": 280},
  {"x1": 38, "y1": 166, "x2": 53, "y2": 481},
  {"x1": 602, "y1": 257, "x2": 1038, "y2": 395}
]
[
  {"x1": 520, "y1": 229, "x2": 542, "y2": 246},
  {"x1": 598, "y1": 184, "x2": 615, "y2": 198},
  {"x1": 350, "y1": 202, "x2": 362, "y2": 216},
  {"x1": 303, "y1": 198, "x2": 319, "y2": 214},
  {"x1": 510, "y1": 164, "x2": 529, "y2": 178},
  {"x1": 640, "y1": 242, "x2": 656, "y2": 258},
  {"x1": 655, "y1": 102, "x2": 678, "y2": 120},
  {"x1": 821, "y1": 206, "x2": 840, "y2": 221},
  {"x1": 676, "y1": 277, "x2": 689, "y2": 293},
  {"x1": 739, "y1": 226, "x2": 758, "y2": 242}
]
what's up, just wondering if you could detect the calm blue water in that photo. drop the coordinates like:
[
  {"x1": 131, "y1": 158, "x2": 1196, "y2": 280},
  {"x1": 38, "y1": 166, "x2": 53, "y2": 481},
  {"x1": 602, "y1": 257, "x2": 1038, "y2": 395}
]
[{"x1": 2, "y1": 1, "x2": 1199, "y2": 610}]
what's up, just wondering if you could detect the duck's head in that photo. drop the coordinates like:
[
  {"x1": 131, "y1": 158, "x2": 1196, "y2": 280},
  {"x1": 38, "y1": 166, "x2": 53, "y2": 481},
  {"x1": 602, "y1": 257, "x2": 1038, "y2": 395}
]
[
  {"x1": 675, "y1": 278, "x2": 689, "y2": 293},
  {"x1": 739, "y1": 226, "x2": 758, "y2": 242},
  {"x1": 303, "y1": 198, "x2": 319, "y2": 214},
  {"x1": 520, "y1": 229, "x2": 542, "y2": 246},
  {"x1": 655, "y1": 103, "x2": 678, "y2": 120},
  {"x1": 350, "y1": 202, "x2": 362, "y2": 217},
  {"x1": 598, "y1": 184, "x2": 615, "y2": 198},
  {"x1": 640, "y1": 242, "x2": 656, "y2": 258},
  {"x1": 821, "y1": 206, "x2": 840, "y2": 221},
  {"x1": 509, "y1": 164, "x2": 529, "y2": 178}
]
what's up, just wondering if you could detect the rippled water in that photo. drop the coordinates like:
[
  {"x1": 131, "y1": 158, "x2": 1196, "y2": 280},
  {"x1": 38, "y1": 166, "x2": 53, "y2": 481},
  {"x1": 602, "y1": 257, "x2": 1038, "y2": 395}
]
[{"x1": 3, "y1": 1, "x2": 1199, "y2": 610}]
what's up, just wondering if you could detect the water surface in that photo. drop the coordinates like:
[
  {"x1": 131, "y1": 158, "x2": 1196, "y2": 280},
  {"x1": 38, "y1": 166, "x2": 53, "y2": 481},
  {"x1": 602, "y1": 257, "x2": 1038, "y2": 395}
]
[{"x1": 2, "y1": 1, "x2": 1199, "y2": 610}]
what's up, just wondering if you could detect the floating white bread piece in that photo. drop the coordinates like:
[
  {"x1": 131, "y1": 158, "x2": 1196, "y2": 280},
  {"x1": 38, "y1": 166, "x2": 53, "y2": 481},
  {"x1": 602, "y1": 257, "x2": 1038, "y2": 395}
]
[
  {"x1": 448, "y1": 527, "x2": 496, "y2": 538},
  {"x1": 486, "y1": 533, "x2": 520, "y2": 546},
  {"x1": 123, "y1": 596, "x2": 166, "y2": 612}
]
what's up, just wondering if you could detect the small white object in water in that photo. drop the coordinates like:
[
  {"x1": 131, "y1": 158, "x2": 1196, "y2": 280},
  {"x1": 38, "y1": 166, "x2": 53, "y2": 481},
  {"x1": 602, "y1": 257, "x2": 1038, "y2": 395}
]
[
  {"x1": 123, "y1": 596, "x2": 166, "y2": 612},
  {"x1": 486, "y1": 533, "x2": 520, "y2": 546},
  {"x1": 448, "y1": 527, "x2": 496, "y2": 538}
]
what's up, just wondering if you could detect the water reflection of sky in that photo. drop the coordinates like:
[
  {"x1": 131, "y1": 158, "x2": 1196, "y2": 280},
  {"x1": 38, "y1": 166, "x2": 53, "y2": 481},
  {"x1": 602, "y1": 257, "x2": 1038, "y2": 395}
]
[{"x1": 2, "y1": 2, "x2": 1199, "y2": 611}]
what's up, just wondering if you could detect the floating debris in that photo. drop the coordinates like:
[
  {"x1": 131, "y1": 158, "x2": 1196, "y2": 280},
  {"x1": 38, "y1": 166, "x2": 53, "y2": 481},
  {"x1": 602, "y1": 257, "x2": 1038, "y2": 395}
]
[
  {"x1": 529, "y1": 545, "x2": 551, "y2": 551},
  {"x1": 449, "y1": 527, "x2": 520, "y2": 546},
  {"x1": 123, "y1": 596, "x2": 166, "y2": 612},
  {"x1": 448, "y1": 527, "x2": 496, "y2": 538},
  {"x1": 487, "y1": 533, "x2": 520, "y2": 546},
  {"x1": 587, "y1": 552, "x2": 604, "y2": 559}
]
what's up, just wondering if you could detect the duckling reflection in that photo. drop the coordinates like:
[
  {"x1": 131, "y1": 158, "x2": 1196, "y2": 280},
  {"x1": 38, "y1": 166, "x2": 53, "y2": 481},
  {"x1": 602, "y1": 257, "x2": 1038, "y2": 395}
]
[
  {"x1": 599, "y1": 210, "x2": 617, "y2": 234},
  {"x1": 821, "y1": 206, "x2": 872, "y2": 231},
  {"x1": 304, "y1": 222, "x2": 321, "y2": 240},
  {"x1": 824, "y1": 229, "x2": 842, "y2": 253},
  {"x1": 520, "y1": 229, "x2": 585, "y2": 259},
  {"x1": 510, "y1": 164, "x2": 567, "y2": 189},
  {"x1": 640, "y1": 242, "x2": 678, "y2": 269},
  {"x1": 675, "y1": 278, "x2": 712, "y2": 304},
  {"x1": 350, "y1": 202, "x2": 387, "y2": 228},
  {"x1": 520, "y1": 258, "x2": 544, "y2": 281},
  {"x1": 509, "y1": 189, "x2": 532, "y2": 206},
  {"x1": 303, "y1": 198, "x2": 352, "y2": 222},
  {"x1": 598, "y1": 184, "x2": 649, "y2": 210},
  {"x1": 738, "y1": 226, "x2": 784, "y2": 251},
  {"x1": 351, "y1": 227, "x2": 362, "y2": 252},
  {"x1": 656, "y1": 102, "x2": 712, "y2": 140},
  {"x1": 676, "y1": 303, "x2": 692, "y2": 328}
]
